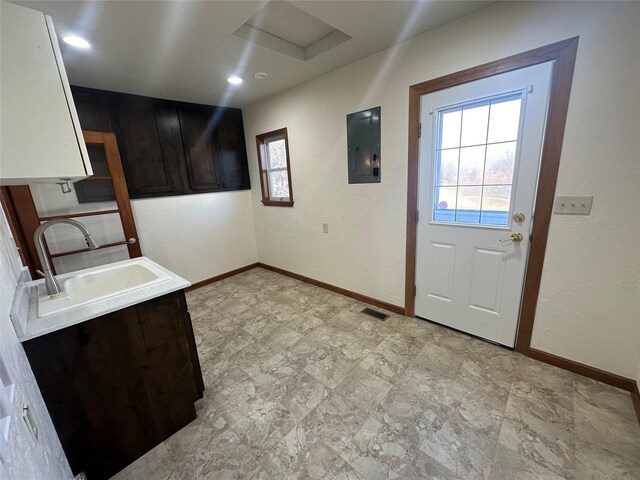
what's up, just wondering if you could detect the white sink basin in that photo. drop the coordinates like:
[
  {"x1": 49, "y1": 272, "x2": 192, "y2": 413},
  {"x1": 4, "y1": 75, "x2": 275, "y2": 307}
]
[{"x1": 37, "y1": 259, "x2": 171, "y2": 317}]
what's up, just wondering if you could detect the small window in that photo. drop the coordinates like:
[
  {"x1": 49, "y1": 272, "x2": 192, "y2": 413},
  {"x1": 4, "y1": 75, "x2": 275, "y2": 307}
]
[
  {"x1": 432, "y1": 93, "x2": 523, "y2": 226},
  {"x1": 256, "y1": 128, "x2": 293, "y2": 207}
]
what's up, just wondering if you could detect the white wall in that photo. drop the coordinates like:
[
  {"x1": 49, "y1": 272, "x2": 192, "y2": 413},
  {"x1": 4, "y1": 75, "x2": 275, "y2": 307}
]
[
  {"x1": 131, "y1": 191, "x2": 258, "y2": 283},
  {"x1": 29, "y1": 183, "x2": 258, "y2": 283},
  {"x1": 243, "y1": 1, "x2": 640, "y2": 379},
  {"x1": 0, "y1": 210, "x2": 72, "y2": 479}
]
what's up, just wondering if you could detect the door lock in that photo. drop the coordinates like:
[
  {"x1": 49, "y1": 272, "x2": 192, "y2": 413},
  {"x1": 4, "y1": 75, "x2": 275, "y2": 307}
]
[
  {"x1": 513, "y1": 212, "x2": 525, "y2": 222},
  {"x1": 500, "y1": 232, "x2": 524, "y2": 243}
]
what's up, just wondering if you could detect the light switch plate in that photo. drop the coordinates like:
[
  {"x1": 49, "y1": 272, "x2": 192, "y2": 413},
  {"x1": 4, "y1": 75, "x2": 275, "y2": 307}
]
[
  {"x1": 322, "y1": 223, "x2": 329, "y2": 234},
  {"x1": 554, "y1": 196, "x2": 593, "y2": 215}
]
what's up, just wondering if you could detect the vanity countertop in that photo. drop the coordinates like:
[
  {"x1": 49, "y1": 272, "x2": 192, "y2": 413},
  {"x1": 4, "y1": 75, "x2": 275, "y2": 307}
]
[{"x1": 11, "y1": 257, "x2": 191, "y2": 342}]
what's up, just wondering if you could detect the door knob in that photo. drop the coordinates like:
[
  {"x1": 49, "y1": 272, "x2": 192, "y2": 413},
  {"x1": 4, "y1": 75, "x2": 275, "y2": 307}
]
[
  {"x1": 127, "y1": 238, "x2": 137, "y2": 244},
  {"x1": 500, "y1": 232, "x2": 524, "y2": 243}
]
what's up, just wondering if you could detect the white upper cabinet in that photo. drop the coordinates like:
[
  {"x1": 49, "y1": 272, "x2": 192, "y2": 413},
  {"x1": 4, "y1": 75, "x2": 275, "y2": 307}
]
[{"x1": 0, "y1": 2, "x2": 92, "y2": 185}]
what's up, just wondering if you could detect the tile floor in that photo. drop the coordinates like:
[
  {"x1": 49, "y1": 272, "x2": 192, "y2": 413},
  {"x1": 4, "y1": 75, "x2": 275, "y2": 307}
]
[{"x1": 113, "y1": 268, "x2": 640, "y2": 480}]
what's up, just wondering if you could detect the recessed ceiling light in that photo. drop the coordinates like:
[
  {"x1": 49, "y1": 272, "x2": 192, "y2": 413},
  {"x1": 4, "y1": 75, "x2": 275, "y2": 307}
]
[
  {"x1": 227, "y1": 76, "x2": 243, "y2": 85},
  {"x1": 62, "y1": 35, "x2": 91, "y2": 49},
  {"x1": 254, "y1": 72, "x2": 268, "y2": 80}
]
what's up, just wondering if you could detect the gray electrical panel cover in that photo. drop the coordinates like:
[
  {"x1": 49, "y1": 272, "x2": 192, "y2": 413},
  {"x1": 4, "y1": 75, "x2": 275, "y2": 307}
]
[{"x1": 347, "y1": 106, "x2": 381, "y2": 183}]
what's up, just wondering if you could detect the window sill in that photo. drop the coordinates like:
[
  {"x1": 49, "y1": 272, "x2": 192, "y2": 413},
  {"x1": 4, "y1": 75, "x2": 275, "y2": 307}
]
[{"x1": 262, "y1": 199, "x2": 294, "y2": 207}]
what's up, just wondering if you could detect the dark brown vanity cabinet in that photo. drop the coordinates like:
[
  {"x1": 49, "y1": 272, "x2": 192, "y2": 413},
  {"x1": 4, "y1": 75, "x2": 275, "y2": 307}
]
[
  {"x1": 70, "y1": 86, "x2": 251, "y2": 201},
  {"x1": 23, "y1": 291, "x2": 204, "y2": 480}
]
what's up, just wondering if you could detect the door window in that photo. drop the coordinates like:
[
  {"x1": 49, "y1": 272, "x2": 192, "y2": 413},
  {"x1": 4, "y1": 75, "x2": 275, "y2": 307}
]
[{"x1": 432, "y1": 93, "x2": 523, "y2": 226}]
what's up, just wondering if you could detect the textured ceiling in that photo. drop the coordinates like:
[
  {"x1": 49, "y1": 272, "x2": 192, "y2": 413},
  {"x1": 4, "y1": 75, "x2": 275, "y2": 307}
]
[{"x1": 12, "y1": 0, "x2": 494, "y2": 107}]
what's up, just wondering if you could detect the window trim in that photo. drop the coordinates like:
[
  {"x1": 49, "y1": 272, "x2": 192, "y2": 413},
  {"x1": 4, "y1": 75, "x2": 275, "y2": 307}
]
[{"x1": 256, "y1": 128, "x2": 294, "y2": 207}]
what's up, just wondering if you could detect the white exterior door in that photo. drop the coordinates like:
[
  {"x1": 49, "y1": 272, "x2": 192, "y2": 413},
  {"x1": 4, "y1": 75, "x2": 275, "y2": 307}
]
[{"x1": 415, "y1": 62, "x2": 553, "y2": 347}]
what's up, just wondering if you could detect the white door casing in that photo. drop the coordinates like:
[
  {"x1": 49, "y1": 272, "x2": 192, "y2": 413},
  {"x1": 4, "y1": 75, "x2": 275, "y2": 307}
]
[{"x1": 415, "y1": 62, "x2": 553, "y2": 347}]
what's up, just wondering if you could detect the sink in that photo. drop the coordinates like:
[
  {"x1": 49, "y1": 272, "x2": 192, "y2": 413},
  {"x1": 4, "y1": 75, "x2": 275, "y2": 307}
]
[{"x1": 37, "y1": 259, "x2": 171, "y2": 317}]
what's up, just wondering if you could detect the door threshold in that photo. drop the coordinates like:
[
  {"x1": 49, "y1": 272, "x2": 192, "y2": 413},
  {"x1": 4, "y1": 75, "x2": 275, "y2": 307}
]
[{"x1": 414, "y1": 314, "x2": 514, "y2": 351}]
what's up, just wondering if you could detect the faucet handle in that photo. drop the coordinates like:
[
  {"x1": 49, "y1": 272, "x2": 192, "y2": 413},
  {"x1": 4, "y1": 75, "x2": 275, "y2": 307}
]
[{"x1": 36, "y1": 269, "x2": 45, "y2": 278}]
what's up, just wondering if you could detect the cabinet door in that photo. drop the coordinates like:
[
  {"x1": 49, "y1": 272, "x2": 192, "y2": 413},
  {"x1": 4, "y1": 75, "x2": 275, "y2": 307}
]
[
  {"x1": 126, "y1": 292, "x2": 199, "y2": 440},
  {"x1": 23, "y1": 310, "x2": 160, "y2": 479},
  {"x1": 0, "y1": 2, "x2": 91, "y2": 184},
  {"x1": 113, "y1": 95, "x2": 185, "y2": 197},
  {"x1": 215, "y1": 109, "x2": 251, "y2": 189},
  {"x1": 71, "y1": 86, "x2": 114, "y2": 132},
  {"x1": 71, "y1": 87, "x2": 118, "y2": 203},
  {"x1": 178, "y1": 104, "x2": 223, "y2": 191},
  {"x1": 23, "y1": 291, "x2": 200, "y2": 480}
]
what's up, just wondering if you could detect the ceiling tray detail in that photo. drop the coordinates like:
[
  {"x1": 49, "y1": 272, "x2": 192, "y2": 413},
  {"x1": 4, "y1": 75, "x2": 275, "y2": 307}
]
[{"x1": 233, "y1": 1, "x2": 351, "y2": 61}]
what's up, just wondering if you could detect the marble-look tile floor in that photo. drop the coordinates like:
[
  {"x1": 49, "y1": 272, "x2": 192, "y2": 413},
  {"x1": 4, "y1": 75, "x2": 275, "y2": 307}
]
[{"x1": 113, "y1": 268, "x2": 640, "y2": 480}]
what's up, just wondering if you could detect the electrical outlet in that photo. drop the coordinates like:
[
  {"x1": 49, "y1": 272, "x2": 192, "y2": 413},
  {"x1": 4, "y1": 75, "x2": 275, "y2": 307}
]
[
  {"x1": 322, "y1": 223, "x2": 329, "y2": 234},
  {"x1": 553, "y1": 196, "x2": 593, "y2": 215}
]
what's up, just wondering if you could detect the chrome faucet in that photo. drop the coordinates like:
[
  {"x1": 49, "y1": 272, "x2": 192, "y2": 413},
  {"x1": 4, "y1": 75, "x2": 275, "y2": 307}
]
[{"x1": 34, "y1": 218, "x2": 100, "y2": 296}]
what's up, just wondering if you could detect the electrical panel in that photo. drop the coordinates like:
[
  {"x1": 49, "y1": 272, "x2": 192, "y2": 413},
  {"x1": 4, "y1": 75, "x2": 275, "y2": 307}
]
[{"x1": 347, "y1": 107, "x2": 381, "y2": 184}]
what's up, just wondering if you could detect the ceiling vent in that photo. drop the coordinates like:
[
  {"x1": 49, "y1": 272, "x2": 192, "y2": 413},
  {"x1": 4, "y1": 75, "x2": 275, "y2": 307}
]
[{"x1": 233, "y1": 1, "x2": 351, "y2": 61}]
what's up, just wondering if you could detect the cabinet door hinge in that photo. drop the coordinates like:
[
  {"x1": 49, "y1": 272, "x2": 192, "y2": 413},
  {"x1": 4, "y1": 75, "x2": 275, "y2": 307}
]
[
  {"x1": 418, "y1": 122, "x2": 422, "y2": 138},
  {"x1": 416, "y1": 210, "x2": 419, "y2": 223},
  {"x1": 413, "y1": 285, "x2": 417, "y2": 297}
]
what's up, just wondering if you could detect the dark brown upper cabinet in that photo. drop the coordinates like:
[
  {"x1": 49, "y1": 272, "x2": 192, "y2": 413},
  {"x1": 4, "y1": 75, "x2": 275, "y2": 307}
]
[
  {"x1": 70, "y1": 86, "x2": 250, "y2": 201},
  {"x1": 214, "y1": 108, "x2": 251, "y2": 189},
  {"x1": 112, "y1": 96, "x2": 186, "y2": 197},
  {"x1": 72, "y1": 87, "x2": 113, "y2": 132},
  {"x1": 178, "y1": 104, "x2": 223, "y2": 191},
  {"x1": 74, "y1": 143, "x2": 117, "y2": 203},
  {"x1": 178, "y1": 104, "x2": 250, "y2": 192}
]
